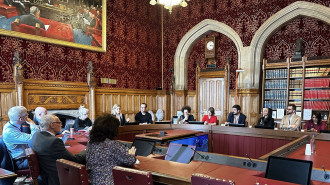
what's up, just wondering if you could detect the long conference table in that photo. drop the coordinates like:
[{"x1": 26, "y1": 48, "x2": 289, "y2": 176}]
[{"x1": 65, "y1": 125, "x2": 330, "y2": 185}]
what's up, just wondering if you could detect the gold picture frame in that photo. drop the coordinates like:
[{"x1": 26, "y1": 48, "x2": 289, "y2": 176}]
[{"x1": 0, "y1": 0, "x2": 106, "y2": 52}]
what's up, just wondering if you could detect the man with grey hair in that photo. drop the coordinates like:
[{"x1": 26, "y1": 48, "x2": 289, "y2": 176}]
[
  {"x1": 2, "y1": 106, "x2": 38, "y2": 169},
  {"x1": 29, "y1": 114, "x2": 86, "y2": 185},
  {"x1": 19, "y1": 6, "x2": 45, "y2": 30},
  {"x1": 33, "y1": 106, "x2": 47, "y2": 125}
]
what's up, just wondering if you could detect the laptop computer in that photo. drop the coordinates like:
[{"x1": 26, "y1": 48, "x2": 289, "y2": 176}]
[
  {"x1": 132, "y1": 139, "x2": 155, "y2": 156},
  {"x1": 61, "y1": 132, "x2": 70, "y2": 146},
  {"x1": 155, "y1": 121, "x2": 171, "y2": 124},
  {"x1": 228, "y1": 123, "x2": 246, "y2": 127},
  {"x1": 124, "y1": 122, "x2": 139, "y2": 126},
  {"x1": 188, "y1": 121, "x2": 204, "y2": 125},
  {"x1": 265, "y1": 156, "x2": 313, "y2": 185},
  {"x1": 255, "y1": 125, "x2": 274, "y2": 129},
  {"x1": 165, "y1": 143, "x2": 196, "y2": 164}
]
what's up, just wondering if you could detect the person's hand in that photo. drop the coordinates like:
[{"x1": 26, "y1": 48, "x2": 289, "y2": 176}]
[
  {"x1": 224, "y1": 122, "x2": 230, "y2": 126},
  {"x1": 26, "y1": 118, "x2": 36, "y2": 125},
  {"x1": 204, "y1": 121, "x2": 208, "y2": 125},
  {"x1": 128, "y1": 146, "x2": 136, "y2": 155},
  {"x1": 311, "y1": 128, "x2": 317, "y2": 132},
  {"x1": 127, "y1": 118, "x2": 130, "y2": 122}
]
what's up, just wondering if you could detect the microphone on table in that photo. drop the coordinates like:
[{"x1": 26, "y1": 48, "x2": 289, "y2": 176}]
[
  {"x1": 322, "y1": 165, "x2": 330, "y2": 180},
  {"x1": 189, "y1": 147, "x2": 209, "y2": 160},
  {"x1": 245, "y1": 154, "x2": 257, "y2": 168}
]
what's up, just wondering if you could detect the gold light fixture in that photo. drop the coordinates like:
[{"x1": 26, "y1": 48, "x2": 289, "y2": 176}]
[{"x1": 150, "y1": 0, "x2": 189, "y2": 13}]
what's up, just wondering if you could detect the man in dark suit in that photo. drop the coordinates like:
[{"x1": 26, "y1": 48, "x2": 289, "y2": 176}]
[
  {"x1": 29, "y1": 115, "x2": 86, "y2": 185},
  {"x1": 225, "y1": 104, "x2": 247, "y2": 126},
  {"x1": 19, "y1": 6, "x2": 45, "y2": 30}
]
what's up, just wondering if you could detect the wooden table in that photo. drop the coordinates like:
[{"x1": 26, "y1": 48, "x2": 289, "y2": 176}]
[
  {"x1": 0, "y1": 168, "x2": 17, "y2": 179},
  {"x1": 286, "y1": 140, "x2": 330, "y2": 169},
  {"x1": 66, "y1": 132, "x2": 330, "y2": 185},
  {"x1": 135, "y1": 129, "x2": 202, "y2": 144},
  {"x1": 134, "y1": 156, "x2": 302, "y2": 185}
]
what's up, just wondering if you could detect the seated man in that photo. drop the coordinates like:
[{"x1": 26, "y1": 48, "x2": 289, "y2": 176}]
[
  {"x1": 135, "y1": 103, "x2": 152, "y2": 124},
  {"x1": 225, "y1": 104, "x2": 247, "y2": 126},
  {"x1": 2, "y1": 106, "x2": 38, "y2": 170},
  {"x1": 280, "y1": 104, "x2": 302, "y2": 131},
  {"x1": 29, "y1": 115, "x2": 86, "y2": 185},
  {"x1": 33, "y1": 106, "x2": 47, "y2": 125},
  {"x1": 19, "y1": 6, "x2": 45, "y2": 30}
]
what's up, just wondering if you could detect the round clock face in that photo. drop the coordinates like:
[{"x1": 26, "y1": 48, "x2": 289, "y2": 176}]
[{"x1": 207, "y1": 41, "x2": 215, "y2": 50}]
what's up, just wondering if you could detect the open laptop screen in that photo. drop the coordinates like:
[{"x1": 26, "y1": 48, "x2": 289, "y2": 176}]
[
  {"x1": 265, "y1": 156, "x2": 313, "y2": 185},
  {"x1": 61, "y1": 132, "x2": 70, "y2": 144},
  {"x1": 132, "y1": 139, "x2": 155, "y2": 157},
  {"x1": 165, "y1": 143, "x2": 196, "y2": 164}
]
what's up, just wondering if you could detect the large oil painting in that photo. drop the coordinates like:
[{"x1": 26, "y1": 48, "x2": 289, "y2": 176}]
[{"x1": 0, "y1": 0, "x2": 106, "y2": 52}]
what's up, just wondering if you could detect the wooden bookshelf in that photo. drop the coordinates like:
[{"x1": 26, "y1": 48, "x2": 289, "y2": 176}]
[{"x1": 262, "y1": 57, "x2": 330, "y2": 128}]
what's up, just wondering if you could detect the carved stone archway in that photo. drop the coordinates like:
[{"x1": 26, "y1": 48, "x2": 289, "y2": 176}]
[
  {"x1": 249, "y1": 1, "x2": 330, "y2": 88},
  {"x1": 173, "y1": 19, "x2": 244, "y2": 90}
]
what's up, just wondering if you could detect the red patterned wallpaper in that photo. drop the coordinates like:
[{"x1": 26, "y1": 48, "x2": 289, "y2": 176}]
[
  {"x1": 0, "y1": 0, "x2": 162, "y2": 90},
  {"x1": 264, "y1": 17, "x2": 330, "y2": 60},
  {"x1": 162, "y1": 0, "x2": 330, "y2": 90}
]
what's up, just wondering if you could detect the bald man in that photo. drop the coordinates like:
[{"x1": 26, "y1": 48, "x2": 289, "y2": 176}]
[{"x1": 33, "y1": 107, "x2": 47, "y2": 125}]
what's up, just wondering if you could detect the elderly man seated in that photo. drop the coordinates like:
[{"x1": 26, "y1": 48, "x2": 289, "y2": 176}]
[
  {"x1": 29, "y1": 114, "x2": 86, "y2": 185},
  {"x1": 2, "y1": 106, "x2": 38, "y2": 169}
]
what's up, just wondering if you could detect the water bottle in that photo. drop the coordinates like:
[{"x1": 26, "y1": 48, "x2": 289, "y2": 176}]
[{"x1": 310, "y1": 134, "x2": 316, "y2": 154}]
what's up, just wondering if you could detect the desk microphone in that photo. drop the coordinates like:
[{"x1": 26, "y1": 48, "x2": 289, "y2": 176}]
[
  {"x1": 190, "y1": 147, "x2": 209, "y2": 160},
  {"x1": 322, "y1": 165, "x2": 330, "y2": 180},
  {"x1": 245, "y1": 154, "x2": 257, "y2": 168}
]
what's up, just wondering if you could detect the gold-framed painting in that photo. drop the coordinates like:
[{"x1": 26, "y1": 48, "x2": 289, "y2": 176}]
[{"x1": 0, "y1": 0, "x2": 106, "y2": 52}]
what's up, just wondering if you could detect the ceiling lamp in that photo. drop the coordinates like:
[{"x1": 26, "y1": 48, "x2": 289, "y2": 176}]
[{"x1": 150, "y1": 0, "x2": 189, "y2": 13}]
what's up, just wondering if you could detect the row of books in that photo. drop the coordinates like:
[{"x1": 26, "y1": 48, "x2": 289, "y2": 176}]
[
  {"x1": 289, "y1": 101, "x2": 302, "y2": 111},
  {"x1": 265, "y1": 80, "x2": 287, "y2": 89},
  {"x1": 264, "y1": 101, "x2": 287, "y2": 110},
  {"x1": 305, "y1": 78, "x2": 330, "y2": 88},
  {"x1": 304, "y1": 101, "x2": 330, "y2": 110},
  {"x1": 265, "y1": 90, "x2": 287, "y2": 100},
  {"x1": 265, "y1": 69, "x2": 288, "y2": 79},
  {"x1": 289, "y1": 68, "x2": 303, "y2": 78},
  {"x1": 305, "y1": 67, "x2": 330, "y2": 77},
  {"x1": 289, "y1": 91, "x2": 302, "y2": 100},
  {"x1": 304, "y1": 90, "x2": 330, "y2": 99},
  {"x1": 289, "y1": 79, "x2": 302, "y2": 88}
]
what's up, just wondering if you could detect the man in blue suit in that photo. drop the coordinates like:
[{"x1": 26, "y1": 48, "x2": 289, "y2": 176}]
[{"x1": 225, "y1": 104, "x2": 247, "y2": 126}]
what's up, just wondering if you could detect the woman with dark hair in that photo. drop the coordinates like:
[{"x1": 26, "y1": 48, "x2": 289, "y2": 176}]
[
  {"x1": 304, "y1": 112, "x2": 327, "y2": 132},
  {"x1": 86, "y1": 114, "x2": 136, "y2": 185},
  {"x1": 256, "y1": 108, "x2": 275, "y2": 128},
  {"x1": 179, "y1": 105, "x2": 194, "y2": 124},
  {"x1": 202, "y1": 107, "x2": 217, "y2": 125}
]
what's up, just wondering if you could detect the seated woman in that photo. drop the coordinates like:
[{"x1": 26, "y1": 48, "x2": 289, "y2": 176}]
[
  {"x1": 86, "y1": 114, "x2": 136, "y2": 185},
  {"x1": 73, "y1": 105, "x2": 92, "y2": 131},
  {"x1": 179, "y1": 105, "x2": 194, "y2": 124},
  {"x1": 112, "y1": 104, "x2": 129, "y2": 126},
  {"x1": 304, "y1": 112, "x2": 327, "y2": 132},
  {"x1": 202, "y1": 107, "x2": 217, "y2": 125},
  {"x1": 256, "y1": 108, "x2": 275, "y2": 128}
]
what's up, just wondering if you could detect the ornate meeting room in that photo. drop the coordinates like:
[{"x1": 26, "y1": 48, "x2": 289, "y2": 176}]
[{"x1": 0, "y1": 0, "x2": 330, "y2": 185}]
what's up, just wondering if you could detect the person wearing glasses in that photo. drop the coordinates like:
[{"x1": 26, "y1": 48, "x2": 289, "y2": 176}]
[
  {"x1": 280, "y1": 104, "x2": 302, "y2": 131},
  {"x1": 2, "y1": 106, "x2": 38, "y2": 170},
  {"x1": 29, "y1": 115, "x2": 86, "y2": 185}
]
